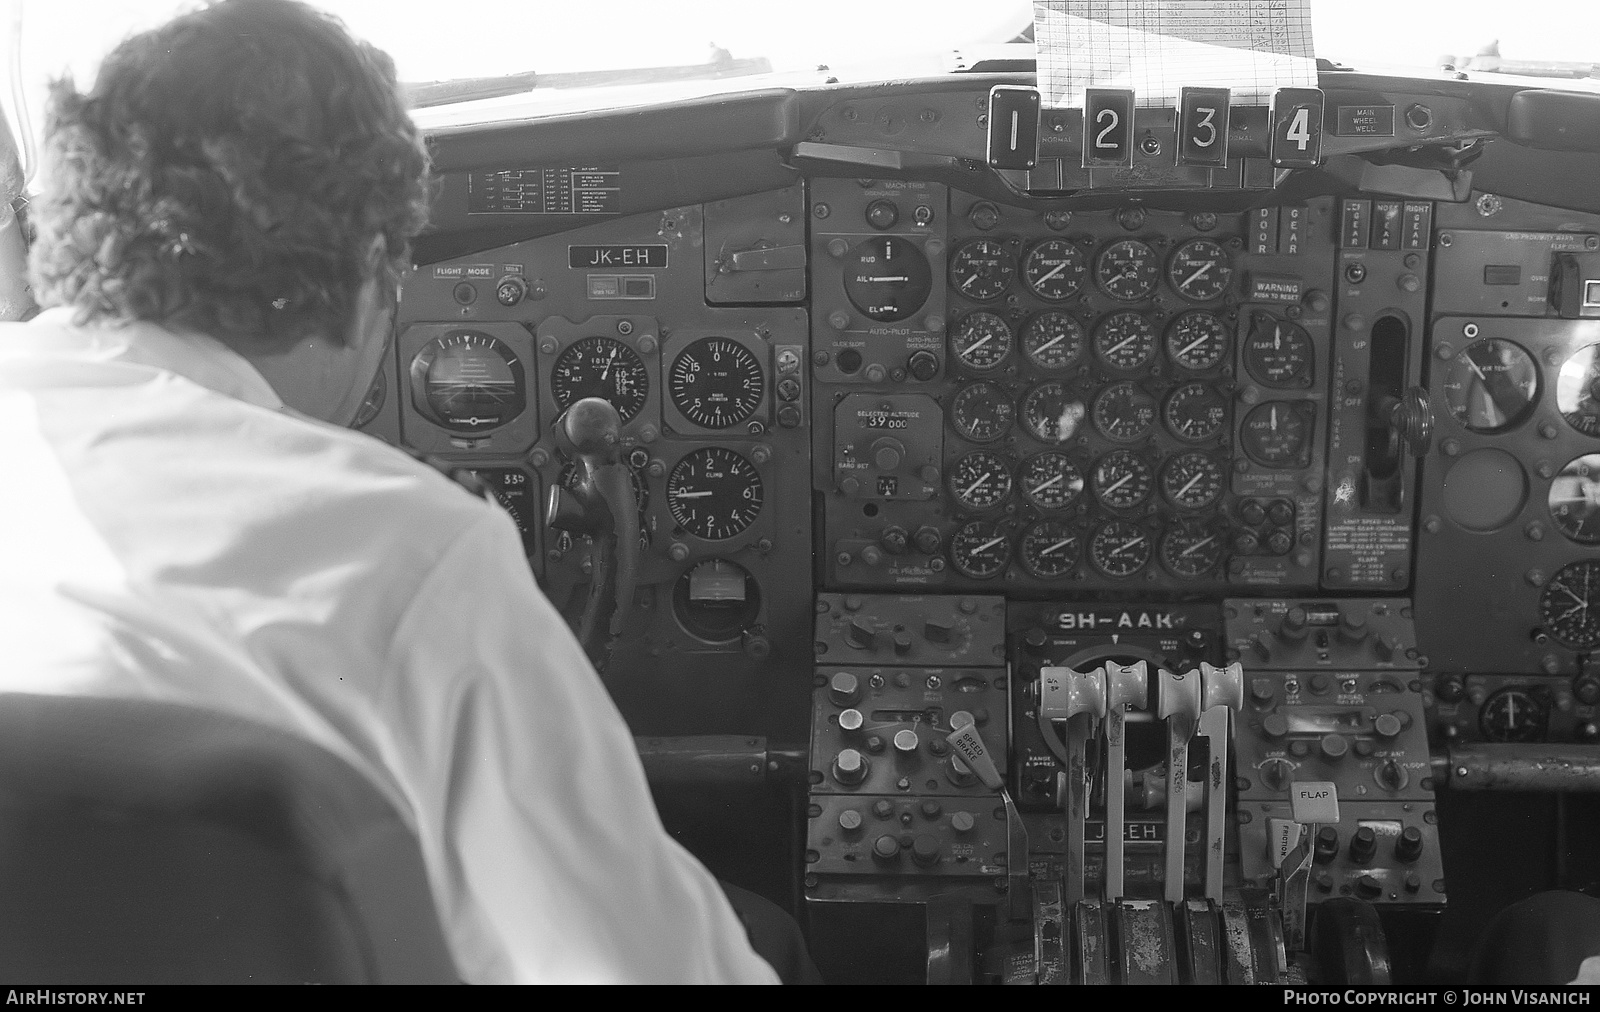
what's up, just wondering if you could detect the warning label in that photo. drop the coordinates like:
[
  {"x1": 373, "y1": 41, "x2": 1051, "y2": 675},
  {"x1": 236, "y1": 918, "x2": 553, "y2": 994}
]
[{"x1": 1324, "y1": 518, "x2": 1410, "y2": 585}]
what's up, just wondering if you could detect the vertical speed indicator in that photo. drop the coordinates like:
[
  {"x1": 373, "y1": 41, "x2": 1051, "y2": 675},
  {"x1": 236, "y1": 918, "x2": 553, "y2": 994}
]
[
  {"x1": 667, "y1": 447, "x2": 764, "y2": 541},
  {"x1": 668, "y1": 337, "x2": 764, "y2": 429}
]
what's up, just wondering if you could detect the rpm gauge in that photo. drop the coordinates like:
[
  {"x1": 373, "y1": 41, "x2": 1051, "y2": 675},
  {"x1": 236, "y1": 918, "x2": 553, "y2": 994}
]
[
  {"x1": 1443, "y1": 339, "x2": 1539, "y2": 434},
  {"x1": 949, "y1": 311, "x2": 1013, "y2": 373},
  {"x1": 948, "y1": 450, "x2": 1014, "y2": 512},
  {"x1": 1093, "y1": 311, "x2": 1158, "y2": 372},
  {"x1": 843, "y1": 236, "x2": 932, "y2": 322},
  {"x1": 1089, "y1": 520, "x2": 1152, "y2": 578},
  {"x1": 1020, "y1": 520, "x2": 1081, "y2": 578},
  {"x1": 1243, "y1": 313, "x2": 1314, "y2": 389},
  {"x1": 948, "y1": 238, "x2": 1015, "y2": 302},
  {"x1": 1241, "y1": 401, "x2": 1313, "y2": 468},
  {"x1": 1167, "y1": 238, "x2": 1234, "y2": 303},
  {"x1": 666, "y1": 447, "x2": 763, "y2": 541},
  {"x1": 1161, "y1": 451, "x2": 1225, "y2": 511},
  {"x1": 1160, "y1": 521, "x2": 1225, "y2": 579},
  {"x1": 1022, "y1": 238, "x2": 1088, "y2": 301},
  {"x1": 1166, "y1": 311, "x2": 1230, "y2": 372},
  {"x1": 1022, "y1": 381, "x2": 1089, "y2": 444},
  {"x1": 551, "y1": 336, "x2": 650, "y2": 423},
  {"x1": 1541, "y1": 560, "x2": 1600, "y2": 649},
  {"x1": 411, "y1": 329, "x2": 527, "y2": 432},
  {"x1": 950, "y1": 520, "x2": 1012, "y2": 579},
  {"x1": 1021, "y1": 312, "x2": 1087, "y2": 372},
  {"x1": 668, "y1": 337, "x2": 764, "y2": 429},
  {"x1": 1092, "y1": 381, "x2": 1157, "y2": 442},
  {"x1": 1095, "y1": 239, "x2": 1160, "y2": 302},
  {"x1": 1548, "y1": 454, "x2": 1600, "y2": 544},
  {"x1": 1020, "y1": 452, "x2": 1085, "y2": 511},
  {"x1": 950, "y1": 381, "x2": 1015, "y2": 443},
  {"x1": 1092, "y1": 449, "x2": 1153, "y2": 511},
  {"x1": 1557, "y1": 344, "x2": 1600, "y2": 436}
]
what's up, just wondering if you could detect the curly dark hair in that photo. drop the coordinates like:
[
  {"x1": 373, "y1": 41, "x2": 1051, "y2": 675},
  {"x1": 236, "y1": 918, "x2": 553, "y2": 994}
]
[{"x1": 28, "y1": 0, "x2": 430, "y2": 347}]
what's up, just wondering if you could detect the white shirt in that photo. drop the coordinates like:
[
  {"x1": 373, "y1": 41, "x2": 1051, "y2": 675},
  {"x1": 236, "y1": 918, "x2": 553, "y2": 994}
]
[{"x1": 0, "y1": 308, "x2": 780, "y2": 985}]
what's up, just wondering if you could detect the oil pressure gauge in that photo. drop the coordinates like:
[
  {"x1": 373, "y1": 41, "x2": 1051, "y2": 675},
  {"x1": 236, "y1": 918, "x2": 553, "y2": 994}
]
[
  {"x1": 948, "y1": 238, "x2": 1015, "y2": 302},
  {"x1": 1095, "y1": 239, "x2": 1159, "y2": 302},
  {"x1": 1167, "y1": 238, "x2": 1233, "y2": 302},
  {"x1": 1022, "y1": 238, "x2": 1088, "y2": 301}
]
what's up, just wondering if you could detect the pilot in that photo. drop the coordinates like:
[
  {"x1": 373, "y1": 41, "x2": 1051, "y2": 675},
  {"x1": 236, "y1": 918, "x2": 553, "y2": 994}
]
[{"x1": 0, "y1": 0, "x2": 813, "y2": 985}]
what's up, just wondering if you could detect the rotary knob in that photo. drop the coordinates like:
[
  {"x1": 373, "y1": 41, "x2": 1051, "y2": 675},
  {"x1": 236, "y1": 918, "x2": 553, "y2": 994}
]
[
  {"x1": 1279, "y1": 607, "x2": 1309, "y2": 642},
  {"x1": 1349, "y1": 825, "x2": 1378, "y2": 864},
  {"x1": 1375, "y1": 759, "x2": 1409, "y2": 792},
  {"x1": 911, "y1": 834, "x2": 942, "y2": 867},
  {"x1": 832, "y1": 748, "x2": 870, "y2": 786},
  {"x1": 872, "y1": 835, "x2": 902, "y2": 861},
  {"x1": 1396, "y1": 826, "x2": 1425, "y2": 863},
  {"x1": 1374, "y1": 712, "x2": 1403, "y2": 739},
  {"x1": 1320, "y1": 733, "x2": 1349, "y2": 761},
  {"x1": 829, "y1": 670, "x2": 863, "y2": 706},
  {"x1": 893, "y1": 729, "x2": 920, "y2": 754},
  {"x1": 1314, "y1": 827, "x2": 1340, "y2": 864}
]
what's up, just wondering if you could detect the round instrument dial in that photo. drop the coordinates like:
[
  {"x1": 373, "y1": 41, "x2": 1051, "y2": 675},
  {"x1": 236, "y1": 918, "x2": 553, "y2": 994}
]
[
  {"x1": 843, "y1": 236, "x2": 933, "y2": 322},
  {"x1": 948, "y1": 450, "x2": 1014, "y2": 512},
  {"x1": 1021, "y1": 381, "x2": 1089, "y2": 444},
  {"x1": 1241, "y1": 401, "x2": 1313, "y2": 468},
  {"x1": 1549, "y1": 454, "x2": 1600, "y2": 544},
  {"x1": 1161, "y1": 451, "x2": 1225, "y2": 511},
  {"x1": 1095, "y1": 239, "x2": 1160, "y2": 302},
  {"x1": 668, "y1": 337, "x2": 763, "y2": 429},
  {"x1": 1165, "y1": 310, "x2": 1231, "y2": 372},
  {"x1": 1167, "y1": 238, "x2": 1234, "y2": 302},
  {"x1": 1089, "y1": 520, "x2": 1152, "y2": 578},
  {"x1": 948, "y1": 238, "x2": 1015, "y2": 302},
  {"x1": 1163, "y1": 382, "x2": 1229, "y2": 443},
  {"x1": 1022, "y1": 238, "x2": 1088, "y2": 301},
  {"x1": 1092, "y1": 381, "x2": 1157, "y2": 442},
  {"x1": 1557, "y1": 344, "x2": 1600, "y2": 437},
  {"x1": 1020, "y1": 452, "x2": 1085, "y2": 511},
  {"x1": 949, "y1": 311, "x2": 1013, "y2": 373},
  {"x1": 1478, "y1": 688, "x2": 1548, "y2": 743},
  {"x1": 1092, "y1": 449, "x2": 1153, "y2": 511},
  {"x1": 412, "y1": 329, "x2": 527, "y2": 432},
  {"x1": 666, "y1": 447, "x2": 763, "y2": 541},
  {"x1": 1160, "y1": 520, "x2": 1225, "y2": 579},
  {"x1": 1020, "y1": 520, "x2": 1080, "y2": 579},
  {"x1": 1541, "y1": 560, "x2": 1600, "y2": 649},
  {"x1": 1093, "y1": 311, "x2": 1158, "y2": 372},
  {"x1": 1021, "y1": 312, "x2": 1087, "y2": 372},
  {"x1": 551, "y1": 336, "x2": 649, "y2": 423},
  {"x1": 1243, "y1": 314, "x2": 1314, "y2": 388},
  {"x1": 949, "y1": 520, "x2": 1012, "y2": 579},
  {"x1": 1443, "y1": 340, "x2": 1539, "y2": 434},
  {"x1": 950, "y1": 381, "x2": 1015, "y2": 443}
]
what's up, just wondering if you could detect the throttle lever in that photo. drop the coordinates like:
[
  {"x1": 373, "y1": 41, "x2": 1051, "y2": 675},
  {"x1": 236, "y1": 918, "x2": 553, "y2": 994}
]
[{"x1": 546, "y1": 397, "x2": 641, "y2": 670}]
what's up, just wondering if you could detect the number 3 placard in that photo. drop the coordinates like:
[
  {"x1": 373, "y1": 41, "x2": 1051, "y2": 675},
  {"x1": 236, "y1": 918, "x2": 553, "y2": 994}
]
[
  {"x1": 1083, "y1": 88, "x2": 1135, "y2": 168},
  {"x1": 1178, "y1": 87, "x2": 1231, "y2": 168},
  {"x1": 1271, "y1": 88, "x2": 1325, "y2": 168}
]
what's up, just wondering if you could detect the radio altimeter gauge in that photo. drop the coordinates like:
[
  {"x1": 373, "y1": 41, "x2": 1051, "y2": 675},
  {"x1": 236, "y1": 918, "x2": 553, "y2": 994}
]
[
  {"x1": 551, "y1": 336, "x2": 649, "y2": 423},
  {"x1": 1540, "y1": 560, "x2": 1600, "y2": 649},
  {"x1": 948, "y1": 238, "x2": 1015, "y2": 302},
  {"x1": 1549, "y1": 454, "x2": 1600, "y2": 544},
  {"x1": 666, "y1": 447, "x2": 763, "y2": 541},
  {"x1": 411, "y1": 329, "x2": 526, "y2": 432},
  {"x1": 668, "y1": 337, "x2": 764, "y2": 429},
  {"x1": 843, "y1": 236, "x2": 932, "y2": 322},
  {"x1": 1557, "y1": 344, "x2": 1600, "y2": 437},
  {"x1": 948, "y1": 450, "x2": 1013, "y2": 511},
  {"x1": 1095, "y1": 239, "x2": 1159, "y2": 302},
  {"x1": 1443, "y1": 339, "x2": 1539, "y2": 434},
  {"x1": 1243, "y1": 314, "x2": 1314, "y2": 389},
  {"x1": 949, "y1": 520, "x2": 1012, "y2": 579},
  {"x1": 1022, "y1": 238, "x2": 1088, "y2": 302}
]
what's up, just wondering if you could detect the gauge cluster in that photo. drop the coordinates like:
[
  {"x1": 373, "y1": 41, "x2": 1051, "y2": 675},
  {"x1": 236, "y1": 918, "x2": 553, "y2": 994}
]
[{"x1": 814, "y1": 180, "x2": 1339, "y2": 594}]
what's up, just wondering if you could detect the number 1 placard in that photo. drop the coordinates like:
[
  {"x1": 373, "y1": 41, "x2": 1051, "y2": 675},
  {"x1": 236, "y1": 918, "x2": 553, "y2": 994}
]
[
  {"x1": 1178, "y1": 88, "x2": 1230, "y2": 168},
  {"x1": 1270, "y1": 88, "x2": 1325, "y2": 169},
  {"x1": 1083, "y1": 88, "x2": 1135, "y2": 168}
]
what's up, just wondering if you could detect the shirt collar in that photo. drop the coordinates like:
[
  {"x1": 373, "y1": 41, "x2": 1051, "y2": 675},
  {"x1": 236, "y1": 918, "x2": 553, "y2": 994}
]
[{"x1": 22, "y1": 308, "x2": 285, "y2": 411}]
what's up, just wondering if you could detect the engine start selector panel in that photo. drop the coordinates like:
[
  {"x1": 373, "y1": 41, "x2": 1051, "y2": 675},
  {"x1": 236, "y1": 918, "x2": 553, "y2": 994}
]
[{"x1": 813, "y1": 185, "x2": 1339, "y2": 594}]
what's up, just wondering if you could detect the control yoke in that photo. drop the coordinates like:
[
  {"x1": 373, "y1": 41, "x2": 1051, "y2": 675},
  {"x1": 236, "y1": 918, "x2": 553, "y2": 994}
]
[{"x1": 544, "y1": 397, "x2": 641, "y2": 669}]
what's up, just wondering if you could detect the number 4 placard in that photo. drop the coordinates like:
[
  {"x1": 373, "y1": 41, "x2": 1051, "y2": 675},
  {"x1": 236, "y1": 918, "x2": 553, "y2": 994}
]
[
  {"x1": 1178, "y1": 87, "x2": 1231, "y2": 167},
  {"x1": 1271, "y1": 88, "x2": 1325, "y2": 168},
  {"x1": 1083, "y1": 88, "x2": 1135, "y2": 168}
]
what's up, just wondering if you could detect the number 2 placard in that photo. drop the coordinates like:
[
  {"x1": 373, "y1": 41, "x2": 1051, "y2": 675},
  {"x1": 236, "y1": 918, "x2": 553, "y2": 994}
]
[
  {"x1": 1271, "y1": 88, "x2": 1325, "y2": 168},
  {"x1": 1178, "y1": 87, "x2": 1230, "y2": 168},
  {"x1": 1083, "y1": 88, "x2": 1135, "y2": 168}
]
